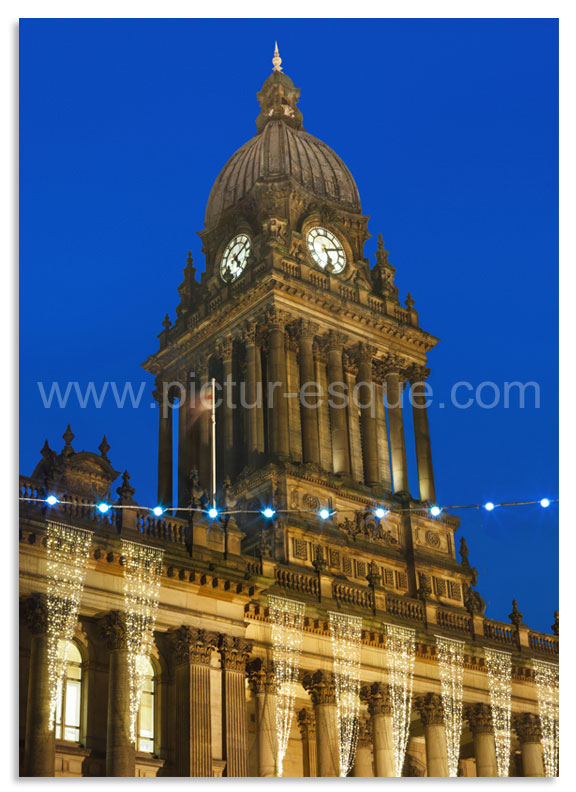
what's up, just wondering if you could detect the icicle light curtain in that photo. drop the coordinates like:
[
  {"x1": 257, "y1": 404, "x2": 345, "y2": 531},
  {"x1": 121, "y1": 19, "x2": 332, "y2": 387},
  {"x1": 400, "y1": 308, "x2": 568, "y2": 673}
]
[
  {"x1": 533, "y1": 660, "x2": 559, "y2": 777},
  {"x1": 329, "y1": 611, "x2": 362, "y2": 777},
  {"x1": 436, "y1": 636, "x2": 465, "y2": 777},
  {"x1": 268, "y1": 595, "x2": 306, "y2": 776},
  {"x1": 121, "y1": 540, "x2": 164, "y2": 744},
  {"x1": 485, "y1": 648, "x2": 512, "y2": 777},
  {"x1": 45, "y1": 521, "x2": 93, "y2": 730},
  {"x1": 384, "y1": 623, "x2": 416, "y2": 777}
]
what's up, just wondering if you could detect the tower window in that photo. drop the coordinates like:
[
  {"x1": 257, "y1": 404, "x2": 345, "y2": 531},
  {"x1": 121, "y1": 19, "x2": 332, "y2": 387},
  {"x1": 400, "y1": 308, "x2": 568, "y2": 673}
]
[{"x1": 55, "y1": 639, "x2": 83, "y2": 742}]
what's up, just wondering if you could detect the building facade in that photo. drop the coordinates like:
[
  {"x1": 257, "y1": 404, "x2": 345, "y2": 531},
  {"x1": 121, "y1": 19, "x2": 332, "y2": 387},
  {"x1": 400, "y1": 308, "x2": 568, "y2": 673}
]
[{"x1": 19, "y1": 51, "x2": 559, "y2": 778}]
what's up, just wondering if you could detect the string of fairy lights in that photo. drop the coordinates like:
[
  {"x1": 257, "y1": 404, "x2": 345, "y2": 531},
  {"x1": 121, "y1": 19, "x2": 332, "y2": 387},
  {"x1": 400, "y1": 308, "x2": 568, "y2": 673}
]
[
  {"x1": 484, "y1": 648, "x2": 513, "y2": 777},
  {"x1": 533, "y1": 660, "x2": 559, "y2": 778},
  {"x1": 384, "y1": 624, "x2": 416, "y2": 777},
  {"x1": 329, "y1": 612, "x2": 363, "y2": 778},
  {"x1": 21, "y1": 494, "x2": 559, "y2": 523},
  {"x1": 436, "y1": 636, "x2": 465, "y2": 778}
]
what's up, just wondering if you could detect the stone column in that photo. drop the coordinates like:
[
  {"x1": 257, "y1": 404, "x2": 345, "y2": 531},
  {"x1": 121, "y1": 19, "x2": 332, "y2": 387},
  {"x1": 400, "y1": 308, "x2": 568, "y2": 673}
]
[
  {"x1": 248, "y1": 659, "x2": 277, "y2": 777},
  {"x1": 409, "y1": 366, "x2": 436, "y2": 503},
  {"x1": 177, "y1": 372, "x2": 192, "y2": 508},
  {"x1": 99, "y1": 611, "x2": 135, "y2": 777},
  {"x1": 218, "y1": 337, "x2": 235, "y2": 478},
  {"x1": 155, "y1": 381, "x2": 173, "y2": 507},
  {"x1": 196, "y1": 362, "x2": 211, "y2": 491},
  {"x1": 266, "y1": 310, "x2": 290, "y2": 460},
  {"x1": 414, "y1": 693, "x2": 449, "y2": 777},
  {"x1": 513, "y1": 714, "x2": 545, "y2": 777},
  {"x1": 384, "y1": 358, "x2": 409, "y2": 495},
  {"x1": 326, "y1": 331, "x2": 351, "y2": 475},
  {"x1": 352, "y1": 716, "x2": 374, "y2": 777},
  {"x1": 171, "y1": 626, "x2": 218, "y2": 777},
  {"x1": 302, "y1": 670, "x2": 340, "y2": 777},
  {"x1": 21, "y1": 594, "x2": 55, "y2": 777},
  {"x1": 464, "y1": 703, "x2": 498, "y2": 777},
  {"x1": 218, "y1": 635, "x2": 252, "y2": 777},
  {"x1": 243, "y1": 322, "x2": 262, "y2": 461},
  {"x1": 297, "y1": 708, "x2": 317, "y2": 777},
  {"x1": 297, "y1": 320, "x2": 320, "y2": 466},
  {"x1": 361, "y1": 682, "x2": 395, "y2": 776},
  {"x1": 356, "y1": 344, "x2": 379, "y2": 485}
]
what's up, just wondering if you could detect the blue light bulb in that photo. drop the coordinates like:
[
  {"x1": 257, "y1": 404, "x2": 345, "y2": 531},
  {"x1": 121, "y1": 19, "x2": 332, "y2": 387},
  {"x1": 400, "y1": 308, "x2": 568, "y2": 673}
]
[
  {"x1": 540, "y1": 498, "x2": 550, "y2": 508},
  {"x1": 375, "y1": 507, "x2": 386, "y2": 519},
  {"x1": 153, "y1": 506, "x2": 163, "y2": 517},
  {"x1": 208, "y1": 507, "x2": 218, "y2": 519},
  {"x1": 484, "y1": 501, "x2": 495, "y2": 512},
  {"x1": 319, "y1": 508, "x2": 330, "y2": 520},
  {"x1": 98, "y1": 503, "x2": 110, "y2": 513},
  {"x1": 46, "y1": 495, "x2": 58, "y2": 506},
  {"x1": 430, "y1": 505, "x2": 442, "y2": 517},
  {"x1": 262, "y1": 508, "x2": 275, "y2": 519}
]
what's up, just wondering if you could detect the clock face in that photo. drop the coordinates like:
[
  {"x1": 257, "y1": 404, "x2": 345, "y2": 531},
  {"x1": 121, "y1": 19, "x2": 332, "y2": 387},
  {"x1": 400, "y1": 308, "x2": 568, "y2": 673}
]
[
  {"x1": 306, "y1": 227, "x2": 346, "y2": 274},
  {"x1": 220, "y1": 234, "x2": 251, "y2": 283}
]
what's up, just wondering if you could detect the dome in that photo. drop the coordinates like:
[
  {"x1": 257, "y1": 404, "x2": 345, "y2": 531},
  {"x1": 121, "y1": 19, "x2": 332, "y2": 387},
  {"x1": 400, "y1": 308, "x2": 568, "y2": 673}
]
[{"x1": 204, "y1": 57, "x2": 361, "y2": 228}]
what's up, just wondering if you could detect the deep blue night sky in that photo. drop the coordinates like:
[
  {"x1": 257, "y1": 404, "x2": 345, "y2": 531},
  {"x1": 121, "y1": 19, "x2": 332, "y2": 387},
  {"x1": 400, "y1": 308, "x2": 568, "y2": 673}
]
[{"x1": 20, "y1": 19, "x2": 558, "y2": 632}]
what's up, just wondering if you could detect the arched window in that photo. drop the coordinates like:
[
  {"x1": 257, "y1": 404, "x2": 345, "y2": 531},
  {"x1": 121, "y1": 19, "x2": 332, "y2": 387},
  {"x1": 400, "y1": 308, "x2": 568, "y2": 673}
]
[
  {"x1": 136, "y1": 657, "x2": 155, "y2": 753},
  {"x1": 55, "y1": 639, "x2": 83, "y2": 742}
]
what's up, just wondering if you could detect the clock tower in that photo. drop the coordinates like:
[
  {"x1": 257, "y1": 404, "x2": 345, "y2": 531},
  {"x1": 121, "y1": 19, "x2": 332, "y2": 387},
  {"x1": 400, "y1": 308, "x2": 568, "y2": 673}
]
[{"x1": 142, "y1": 47, "x2": 451, "y2": 597}]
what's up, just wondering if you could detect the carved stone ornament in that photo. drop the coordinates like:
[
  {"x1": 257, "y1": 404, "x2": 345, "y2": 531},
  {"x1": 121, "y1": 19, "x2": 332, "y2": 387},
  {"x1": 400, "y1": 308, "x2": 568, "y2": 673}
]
[
  {"x1": 99, "y1": 610, "x2": 129, "y2": 651},
  {"x1": 356, "y1": 715, "x2": 372, "y2": 748},
  {"x1": 297, "y1": 708, "x2": 316, "y2": 736},
  {"x1": 360, "y1": 681, "x2": 392, "y2": 716},
  {"x1": 218, "y1": 634, "x2": 253, "y2": 672},
  {"x1": 247, "y1": 656, "x2": 276, "y2": 694},
  {"x1": 302, "y1": 670, "x2": 337, "y2": 706},
  {"x1": 425, "y1": 530, "x2": 441, "y2": 549},
  {"x1": 464, "y1": 703, "x2": 494, "y2": 735},
  {"x1": 21, "y1": 593, "x2": 49, "y2": 635},
  {"x1": 414, "y1": 693, "x2": 445, "y2": 726},
  {"x1": 512, "y1": 713, "x2": 543, "y2": 744},
  {"x1": 171, "y1": 625, "x2": 219, "y2": 666}
]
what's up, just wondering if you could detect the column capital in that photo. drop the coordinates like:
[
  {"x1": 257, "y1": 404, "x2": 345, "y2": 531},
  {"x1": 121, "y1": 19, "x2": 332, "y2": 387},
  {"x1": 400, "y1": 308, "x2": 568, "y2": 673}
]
[
  {"x1": 512, "y1": 713, "x2": 543, "y2": 744},
  {"x1": 171, "y1": 625, "x2": 219, "y2": 666},
  {"x1": 302, "y1": 669, "x2": 337, "y2": 705},
  {"x1": 356, "y1": 342, "x2": 378, "y2": 364},
  {"x1": 242, "y1": 320, "x2": 259, "y2": 346},
  {"x1": 216, "y1": 336, "x2": 234, "y2": 360},
  {"x1": 263, "y1": 307, "x2": 290, "y2": 332},
  {"x1": 247, "y1": 657, "x2": 276, "y2": 694},
  {"x1": 406, "y1": 364, "x2": 431, "y2": 384},
  {"x1": 382, "y1": 353, "x2": 409, "y2": 377},
  {"x1": 296, "y1": 318, "x2": 320, "y2": 340},
  {"x1": 464, "y1": 703, "x2": 494, "y2": 734},
  {"x1": 20, "y1": 593, "x2": 49, "y2": 635},
  {"x1": 218, "y1": 634, "x2": 253, "y2": 672},
  {"x1": 356, "y1": 715, "x2": 373, "y2": 748},
  {"x1": 360, "y1": 681, "x2": 392, "y2": 716},
  {"x1": 414, "y1": 692, "x2": 445, "y2": 726},
  {"x1": 325, "y1": 329, "x2": 349, "y2": 352},
  {"x1": 297, "y1": 707, "x2": 316, "y2": 736},
  {"x1": 99, "y1": 610, "x2": 129, "y2": 651}
]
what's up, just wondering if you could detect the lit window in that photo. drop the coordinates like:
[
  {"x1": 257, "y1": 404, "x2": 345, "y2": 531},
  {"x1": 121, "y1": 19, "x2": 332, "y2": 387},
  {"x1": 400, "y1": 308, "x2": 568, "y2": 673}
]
[
  {"x1": 137, "y1": 656, "x2": 155, "y2": 753},
  {"x1": 55, "y1": 640, "x2": 82, "y2": 742}
]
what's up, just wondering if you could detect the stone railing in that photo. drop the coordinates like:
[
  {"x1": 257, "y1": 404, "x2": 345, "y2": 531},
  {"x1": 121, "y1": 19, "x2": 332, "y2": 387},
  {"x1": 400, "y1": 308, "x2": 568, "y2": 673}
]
[
  {"x1": 386, "y1": 593, "x2": 426, "y2": 623},
  {"x1": 309, "y1": 272, "x2": 329, "y2": 291},
  {"x1": 483, "y1": 618, "x2": 517, "y2": 647},
  {"x1": 134, "y1": 512, "x2": 188, "y2": 545},
  {"x1": 20, "y1": 475, "x2": 43, "y2": 501},
  {"x1": 275, "y1": 567, "x2": 319, "y2": 598},
  {"x1": 529, "y1": 631, "x2": 559, "y2": 657},
  {"x1": 333, "y1": 581, "x2": 374, "y2": 610},
  {"x1": 437, "y1": 607, "x2": 473, "y2": 634}
]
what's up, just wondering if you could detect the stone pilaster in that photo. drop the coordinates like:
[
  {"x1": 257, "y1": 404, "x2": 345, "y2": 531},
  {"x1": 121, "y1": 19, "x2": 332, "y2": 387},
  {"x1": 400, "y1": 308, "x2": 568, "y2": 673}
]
[
  {"x1": 297, "y1": 320, "x2": 320, "y2": 465},
  {"x1": 361, "y1": 682, "x2": 395, "y2": 776},
  {"x1": 248, "y1": 658, "x2": 277, "y2": 777},
  {"x1": 242, "y1": 322, "x2": 263, "y2": 461},
  {"x1": 154, "y1": 381, "x2": 173, "y2": 507},
  {"x1": 384, "y1": 358, "x2": 409, "y2": 495},
  {"x1": 302, "y1": 670, "x2": 339, "y2": 777},
  {"x1": 21, "y1": 594, "x2": 55, "y2": 777},
  {"x1": 414, "y1": 693, "x2": 449, "y2": 777},
  {"x1": 99, "y1": 611, "x2": 135, "y2": 777},
  {"x1": 464, "y1": 703, "x2": 497, "y2": 777},
  {"x1": 297, "y1": 708, "x2": 317, "y2": 777},
  {"x1": 171, "y1": 626, "x2": 219, "y2": 777},
  {"x1": 266, "y1": 310, "x2": 290, "y2": 460},
  {"x1": 325, "y1": 331, "x2": 351, "y2": 475},
  {"x1": 408, "y1": 365, "x2": 435, "y2": 502},
  {"x1": 512, "y1": 713, "x2": 545, "y2": 777},
  {"x1": 177, "y1": 372, "x2": 193, "y2": 508},
  {"x1": 356, "y1": 344, "x2": 379, "y2": 485},
  {"x1": 352, "y1": 716, "x2": 374, "y2": 777},
  {"x1": 218, "y1": 337, "x2": 235, "y2": 478},
  {"x1": 218, "y1": 635, "x2": 252, "y2": 777}
]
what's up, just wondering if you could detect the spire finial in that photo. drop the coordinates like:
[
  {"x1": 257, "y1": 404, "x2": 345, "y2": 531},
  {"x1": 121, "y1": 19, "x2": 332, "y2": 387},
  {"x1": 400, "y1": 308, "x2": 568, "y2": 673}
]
[{"x1": 272, "y1": 42, "x2": 282, "y2": 72}]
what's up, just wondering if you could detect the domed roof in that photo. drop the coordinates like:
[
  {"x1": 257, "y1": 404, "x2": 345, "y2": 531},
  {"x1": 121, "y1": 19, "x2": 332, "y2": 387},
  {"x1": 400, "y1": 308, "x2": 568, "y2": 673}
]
[{"x1": 204, "y1": 52, "x2": 361, "y2": 228}]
